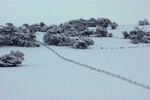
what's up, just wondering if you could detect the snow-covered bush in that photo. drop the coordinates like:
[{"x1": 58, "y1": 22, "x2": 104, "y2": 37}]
[
  {"x1": 46, "y1": 25, "x2": 63, "y2": 34},
  {"x1": 64, "y1": 28, "x2": 79, "y2": 37},
  {"x1": 71, "y1": 37, "x2": 94, "y2": 49},
  {"x1": 42, "y1": 18, "x2": 117, "y2": 37},
  {"x1": 28, "y1": 23, "x2": 49, "y2": 33},
  {"x1": 43, "y1": 33, "x2": 72, "y2": 46},
  {"x1": 22, "y1": 23, "x2": 51, "y2": 33},
  {"x1": 80, "y1": 37, "x2": 95, "y2": 45},
  {"x1": 79, "y1": 29, "x2": 94, "y2": 37},
  {"x1": 87, "y1": 18, "x2": 97, "y2": 27},
  {"x1": 43, "y1": 32, "x2": 94, "y2": 49},
  {"x1": 0, "y1": 24, "x2": 39, "y2": 47},
  {"x1": 122, "y1": 31, "x2": 130, "y2": 39},
  {"x1": 67, "y1": 18, "x2": 117, "y2": 30},
  {"x1": 95, "y1": 27, "x2": 108, "y2": 37},
  {"x1": 0, "y1": 51, "x2": 24, "y2": 67},
  {"x1": 71, "y1": 39, "x2": 88, "y2": 49},
  {"x1": 39, "y1": 22, "x2": 46, "y2": 27},
  {"x1": 138, "y1": 19, "x2": 150, "y2": 26},
  {"x1": 16, "y1": 33, "x2": 40, "y2": 47},
  {"x1": 122, "y1": 29, "x2": 150, "y2": 44},
  {"x1": 111, "y1": 22, "x2": 118, "y2": 29},
  {"x1": 97, "y1": 18, "x2": 112, "y2": 29}
]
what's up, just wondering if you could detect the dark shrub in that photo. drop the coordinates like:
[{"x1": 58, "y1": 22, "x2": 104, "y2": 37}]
[
  {"x1": 71, "y1": 37, "x2": 94, "y2": 49},
  {"x1": 111, "y1": 22, "x2": 118, "y2": 29},
  {"x1": 81, "y1": 37, "x2": 95, "y2": 45},
  {"x1": 43, "y1": 33, "x2": 72, "y2": 46},
  {"x1": 122, "y1": 31, "x2": 130, "y2": 39},
  {"x1": 0, "y1": 51, "x2": 24, "y2": 67},
  {"x1": 71, "y1": 39, "x2": 88, "y2": 49},
  {"x1": 138, "y1": 19, "x2": 150, "y2": 26},
  {"x1": 0, "y1": 24, "x2": 39, "y2": 47},
  {"x1": 122, "y1": 28, "x2": 150, "y2": 44},
  {"x1": 97, "y1": 18, "x2": 111, "y2": 29},
  {"x1": 79, "y1": 29, "x2": 94, "y2": 37},
  {"x1": 95, "y1": 27, "x2": 108, "y2": 37}
]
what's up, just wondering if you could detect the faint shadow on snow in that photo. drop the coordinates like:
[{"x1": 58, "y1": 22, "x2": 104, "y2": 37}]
[{"x1": 0, "y1": 64, "x2": 28, "y2": 69}]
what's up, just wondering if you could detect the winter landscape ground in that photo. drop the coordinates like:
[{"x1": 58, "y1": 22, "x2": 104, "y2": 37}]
[
  {"x1": 1, "y1": 0, "x2": 150, "y2": 99},
  {"x1": 0, "y1": 25, "x2": 150, "y2": 100}
]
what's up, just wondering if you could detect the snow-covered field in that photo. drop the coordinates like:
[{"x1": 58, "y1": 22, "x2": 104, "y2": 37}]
[{"x1": 0, "y1": 25, "x2": 150, "y2": 100}]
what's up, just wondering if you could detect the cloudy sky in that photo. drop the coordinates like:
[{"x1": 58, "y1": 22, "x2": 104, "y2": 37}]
[{"x1": 0, "y1": 0, "x2": 150, "y2": 25}]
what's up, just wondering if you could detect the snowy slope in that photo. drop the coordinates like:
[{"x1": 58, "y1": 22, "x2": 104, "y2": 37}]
[{"x1": 0, "y1": 25, "x2": 150, "y2": 100}]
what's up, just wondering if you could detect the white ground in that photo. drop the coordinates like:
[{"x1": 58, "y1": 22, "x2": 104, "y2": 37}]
[{"x1": 0, "y1": 25, "x2": 150, "y2": 100}]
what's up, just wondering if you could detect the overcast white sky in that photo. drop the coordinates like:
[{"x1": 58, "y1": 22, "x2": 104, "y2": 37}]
[{"x1": 0, "y1": 0, "x2": 150, "y2": 25}]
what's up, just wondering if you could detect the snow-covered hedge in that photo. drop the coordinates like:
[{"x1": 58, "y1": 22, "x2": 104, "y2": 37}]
[
  {"x1": 43, "y1": 18, "x2": 118, "y2": 37},
  {"x1": 122, "y1": 29, "x2": 150, "y2": 44},
  {"x1": 43, "y1": 32, "x2": 94, "y2": 49},
  {"x1": 0, "y1": 51, "x2": 24, "y2": 67}
]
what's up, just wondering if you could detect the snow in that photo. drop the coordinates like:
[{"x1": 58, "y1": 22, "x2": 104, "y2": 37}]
[{"x1": 0, "y1": 25, "x2": 150, "y2": 100}]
